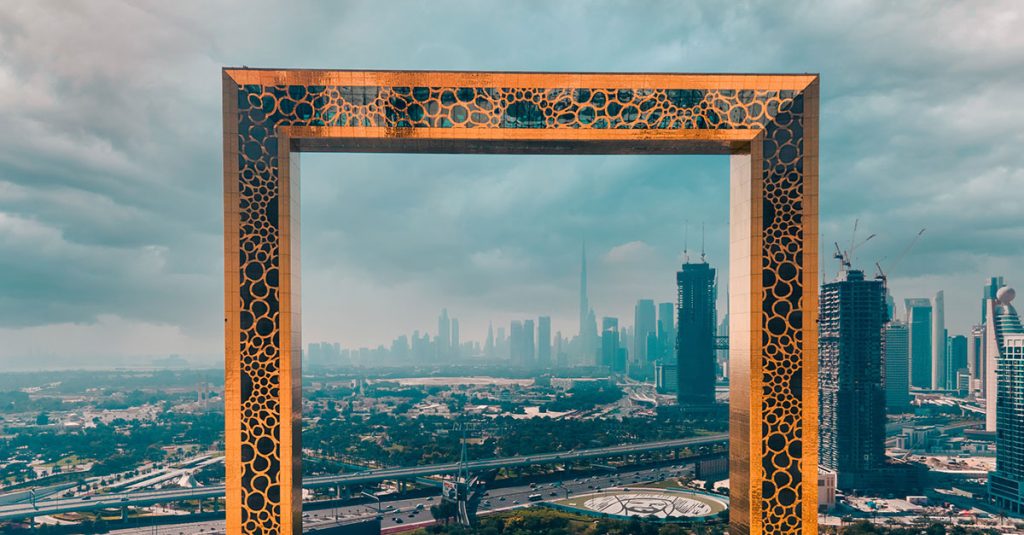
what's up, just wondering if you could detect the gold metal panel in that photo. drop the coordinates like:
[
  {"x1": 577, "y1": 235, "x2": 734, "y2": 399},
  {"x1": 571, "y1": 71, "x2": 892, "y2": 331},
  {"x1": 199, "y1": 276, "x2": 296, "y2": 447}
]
[{"x1": 222, "y1": 69, "x2": 819, "y2": 535}]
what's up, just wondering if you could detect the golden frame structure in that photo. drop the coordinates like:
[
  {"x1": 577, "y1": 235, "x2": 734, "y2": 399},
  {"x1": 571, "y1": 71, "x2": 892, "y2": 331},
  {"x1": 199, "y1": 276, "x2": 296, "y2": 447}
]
[{"x1": 222, "y1": 69, "x2": 819, "y2": 535}]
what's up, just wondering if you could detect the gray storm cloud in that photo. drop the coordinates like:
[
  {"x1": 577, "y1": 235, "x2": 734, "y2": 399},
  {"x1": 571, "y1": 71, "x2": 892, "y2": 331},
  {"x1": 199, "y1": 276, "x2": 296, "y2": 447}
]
[{"x1": 0, "y1": 0, "x2": 1021, "y2": 365}]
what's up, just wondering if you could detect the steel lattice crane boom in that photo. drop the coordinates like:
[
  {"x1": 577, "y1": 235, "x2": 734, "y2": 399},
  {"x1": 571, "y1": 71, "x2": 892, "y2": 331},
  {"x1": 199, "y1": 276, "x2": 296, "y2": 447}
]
[{"x1": 875, "y1": 228, "x2": 926, "y2": 284}]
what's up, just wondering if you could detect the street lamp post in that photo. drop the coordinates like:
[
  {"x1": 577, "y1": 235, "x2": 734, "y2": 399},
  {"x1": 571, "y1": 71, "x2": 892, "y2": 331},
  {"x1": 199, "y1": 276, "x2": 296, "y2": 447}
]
[{"x1": 360, "y1": 491, "x2": 381, "y2": 513}]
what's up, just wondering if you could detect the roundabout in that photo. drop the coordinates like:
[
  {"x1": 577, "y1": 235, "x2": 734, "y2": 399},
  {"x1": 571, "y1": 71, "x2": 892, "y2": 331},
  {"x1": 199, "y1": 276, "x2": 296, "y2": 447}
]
[{"x1": 551, "y1": 487, "x2": 728, "y2": 523}]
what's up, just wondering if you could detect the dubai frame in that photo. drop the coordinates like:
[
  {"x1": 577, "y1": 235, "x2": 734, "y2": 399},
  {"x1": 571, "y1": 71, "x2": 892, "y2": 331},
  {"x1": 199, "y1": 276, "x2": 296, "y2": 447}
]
[{"x1": 222, "y1": 69, "x2": 819, "y2": 535}]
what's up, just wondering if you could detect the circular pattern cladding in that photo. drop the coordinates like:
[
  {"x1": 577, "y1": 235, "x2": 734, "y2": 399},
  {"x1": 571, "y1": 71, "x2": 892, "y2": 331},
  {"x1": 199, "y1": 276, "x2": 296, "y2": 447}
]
[
  {"x1": 757, "y1": 93, "x2": 806, "y2": 535},
  {"x1": 231, "y1": 80, "x2": 808, "y2": 535},
  {"x1": 577, "y1": 490, "x2": 727, "y2": 522},
  {"x1": 238, "y1": 84, "x2": 799, "y2": 131}
]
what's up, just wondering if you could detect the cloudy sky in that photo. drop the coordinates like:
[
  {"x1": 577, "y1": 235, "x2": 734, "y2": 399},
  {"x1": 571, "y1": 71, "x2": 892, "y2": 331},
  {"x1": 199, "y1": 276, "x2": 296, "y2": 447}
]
[{"x1": 1, "y1": 1, "x2": 1022, "y2": 368}]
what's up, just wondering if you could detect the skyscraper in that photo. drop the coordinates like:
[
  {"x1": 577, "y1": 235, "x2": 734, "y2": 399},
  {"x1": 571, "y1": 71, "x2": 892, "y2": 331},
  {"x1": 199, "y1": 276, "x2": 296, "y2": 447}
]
[
  {"x1": 932, "y1": 291, "x2": 946, "y2": 390},
  {"x1": 983, "y1": 276, "x2": 1006, "y2": 324},
  {"x1": 584, "y1": 309, "x2": 598, "y2": 366},
  {"x1": 676, "y1": 261, "x2": 717, "y2": 405},
  {"x1": 884, "y1": 320, "x2": 911, "y2": 412},
  {"x1": 391, "y1": 336, "x2": 409, "y2": 361},
  {"x1": 946, "y1": 334, "x2": 967, "y2": 392},
  {"x1": 579, "y1": 242, "x2": 590, "y2": 340},
  {"x1": 451, "y1": 318, "x2": 460, "y2": 359},
  {"x1": 537, "y1": 316, "x2": 551, "y2": 368},
  {"x1": 818, "y1": 269, "x2": 887, "y2": 490},
  {"x1": 905, "y1": 298, "x2": 933, "y2": 389},
  {"x1": 987, "y1": 287, "x2": 1024, "y2": 513},
  {"x1": 523, "y1": 319, "x2": 535, "y2": 368},
  {"x1": 554, "y1": 331, "x2": 567, "y2": 368},
  {"x1": 717, "y1": 299, "x2": 730, "y2": 380},
  {"x1": 634, "y1": 299, "x2": 657, "y2": 365},
  {"x1": 655, "y1": 359, "x2": 678, "y2": 394},
  {"x1": 438, "y1": 308, "x2": 451, "y2": 360},
  {"x1": 601, "y1": 317, "x2": 621, "y2": 371},
  {"x1": 496, "y1": 326, "x2": 507, "y2": 359},
  {"x1": 510, "y1": 320, "x2": 524, "y2": 366},
  {"x1": 578, "y1": 242, "x2": 598, "y2": 364},
  {"x1": 885, "y1": 290, "x2": 896, "y2": 322},
  {"x1": 658, "y1": 302, "x2": 675, "y2": 359},
  {"x1": 485, "y1": 322, "x2": 495, "y2": 358},
  {"x1": 985, "y1": 287, "x2": 1024, "y2": 431},
  {"x1": 968, "y1": 325, "x2": 985, "y2": 391}
]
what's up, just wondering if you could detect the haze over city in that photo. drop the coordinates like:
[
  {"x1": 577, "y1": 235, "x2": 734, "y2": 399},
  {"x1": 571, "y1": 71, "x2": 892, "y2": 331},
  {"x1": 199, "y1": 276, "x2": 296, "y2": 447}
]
[
  {"x1": 2, "y1": 3, "x2": 1022, "y2": 368},
  {"x1": 4, "y1": 3, "x2": 1024, "y2": 535}
]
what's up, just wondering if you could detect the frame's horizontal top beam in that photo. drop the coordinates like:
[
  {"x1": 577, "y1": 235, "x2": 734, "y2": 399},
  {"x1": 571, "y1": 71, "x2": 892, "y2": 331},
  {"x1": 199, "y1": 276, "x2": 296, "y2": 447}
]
[
  {"x1": 224, "y1": 69, "x2": 818, "y2": 91},
  {"x1": 285, "y1": 126, "x2": 759, "y2": 155}
]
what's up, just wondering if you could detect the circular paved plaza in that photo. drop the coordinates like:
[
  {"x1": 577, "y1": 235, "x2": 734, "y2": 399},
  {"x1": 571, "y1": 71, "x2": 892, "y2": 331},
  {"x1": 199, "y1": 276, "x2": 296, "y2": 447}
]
[{"x1": 559, "y1": 488, "x2": 727, "y2": 522}]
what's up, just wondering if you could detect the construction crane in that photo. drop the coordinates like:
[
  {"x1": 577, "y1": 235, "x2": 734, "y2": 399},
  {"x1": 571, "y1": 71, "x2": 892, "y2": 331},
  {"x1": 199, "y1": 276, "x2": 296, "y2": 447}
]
[
  {"x1": 833, "y1": 226, "x2": 876, "y2": 273},
  {"x1": 875, "y1": 228, "x2": 926, "y2": 284}
]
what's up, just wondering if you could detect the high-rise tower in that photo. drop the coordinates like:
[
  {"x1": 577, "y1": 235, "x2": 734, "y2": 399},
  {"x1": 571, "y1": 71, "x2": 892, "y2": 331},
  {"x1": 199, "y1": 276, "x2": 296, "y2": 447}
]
[
  {"x1": 579, "y1": 242, "x2": 589, "y2": 339},
  {"x1": 968, "y1": 325, "x2": 985, "y2": 391},
  {"x1": 675, "y1": 261, "x2": 717, "y2": 405},
  {"x1": 658, "y1": 302, "x2": 675, "y2": 359},
  {"x1": 884, "y1": 320, "x2": 911, "y2": 412},
  {"x1": 510, "y1": 320, "x2": 524, "y2": 366},
  {"x1": 451, "y1": 318, "x2": 461, "y2": 359},
  {"x1": 438, "y1": 308, "x2": 451, "y2": 360},
  {"x1": 905, "y1": 298, "x2": 933, "y2": 389},
  {"x1": 537, "y1": 316, "x2": 551, "y2": 368},
  {"x1": 485, "y1": 322, "x2": 495, "y2": 358},
  {"x1": 818, "y1": 269, "x2": 887, "y2": 490},
  {"x1": 523, "y1": 319, "x2": 535, "y2": 368},
  {"x1": 985, "y1": 287, "x2": 1024, "y2": 431},
  {"x1": 987, "y1": 287, "x2": 1024, "y2": 513},
  {"x1": 634, "y1": 299, "x2": 657, "y2": 364},
  {"x1": 946, "y1": 334, "x2": 967, "y2": 392},
  {"x1": 983, "y1": 276, "x2": 1006, "y2": 324},
  {"x1": 601, "y1": 317, "x2": 621, "y2": 371},
  {"x1": 577, "y1": 242, "x2": 598, "y2": 364},
  {"x1": 932, "y1": 291, "x2": 946, "y2": 390}
]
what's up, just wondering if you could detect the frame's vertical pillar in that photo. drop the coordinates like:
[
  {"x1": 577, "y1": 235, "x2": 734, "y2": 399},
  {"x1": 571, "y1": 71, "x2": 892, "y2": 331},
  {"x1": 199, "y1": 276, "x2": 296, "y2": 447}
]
[
  {"x1": 278, "y1": 136, "x2": 303, "y2": 535},
  {"x1": 800, "y1": 79, "x2": 821, "y2": 533},
  {"x1": 729, "y1": 138, "x2": 764, "y2": 535},
  {"x1": 738, "y1": 84, "x2": 819, "y2": 535},
  {"x1": 222, "y1": 71, "x2": 243, "y2": 535},
  {"x1": 730, "y1": 81, "x2": 819, "y2": 535},
  {"x1": 224, "y1": 71, "x2": 303, "y2": 535}
]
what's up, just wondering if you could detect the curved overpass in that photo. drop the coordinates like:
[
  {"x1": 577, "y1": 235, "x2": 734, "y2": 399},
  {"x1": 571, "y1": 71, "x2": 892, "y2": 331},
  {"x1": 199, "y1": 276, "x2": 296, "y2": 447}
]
[{"x1": 0, "y1": 433, "x2": 726, "y2": 521}]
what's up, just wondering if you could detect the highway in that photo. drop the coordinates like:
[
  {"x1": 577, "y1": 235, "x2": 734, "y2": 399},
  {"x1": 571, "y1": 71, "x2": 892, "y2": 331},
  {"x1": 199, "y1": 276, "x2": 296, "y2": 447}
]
[
  {"x1": 0, "y1": 433, "x2": 726, "y2": 521},
  {"x1": 103, "y1": 462, "x2": 707, "y2": 534}
]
